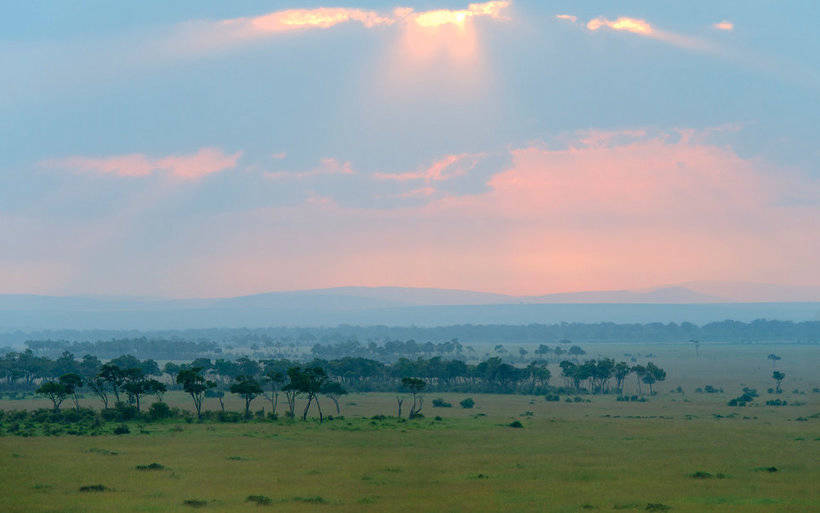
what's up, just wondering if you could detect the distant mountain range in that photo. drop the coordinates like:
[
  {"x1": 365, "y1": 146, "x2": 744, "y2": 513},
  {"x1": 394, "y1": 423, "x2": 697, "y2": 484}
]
[{"x1": 0, "y1": 283, "x2": 818, "y2": 330}]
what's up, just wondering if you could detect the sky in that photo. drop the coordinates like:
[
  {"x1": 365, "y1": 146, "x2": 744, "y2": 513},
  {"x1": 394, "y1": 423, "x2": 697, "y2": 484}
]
[{"x1": 1, "y1": 1, "x2": 818, "y2": 298}]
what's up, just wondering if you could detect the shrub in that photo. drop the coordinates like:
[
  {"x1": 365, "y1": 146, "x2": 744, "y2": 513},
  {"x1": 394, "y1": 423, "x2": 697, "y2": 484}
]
[
  {"x1": 432, "y1": 398, "x2": 452, "y2": 408},
  {"x1": 765, "y1": 399, "x2": 787, "y2": 406},
  {"x1": 460, "y1": 398, "x2": 475, "y2": 408},
  {"x1": 246, "y1": 495, "x2": 272, "y2": 505},
  {"x1": 508, "y1": 420, "x2": 524, "y2": 428},
  {"x1": 754, "y1": 466, "x2": 778, "y2": 472},
  {"x1": 135, "y1": 463, "x2": 165, "y2": 471},
  {"x1": 183, "y1": 499, "x2": 208, "y2": 508},
  {"x1": 690, "y1": 471, "x2": 713, "y2": 479},
  {"x1": 113, "y1": 424, "x2": 130, "y2": 435},
  {"x1": 79, "y1": 484, "x2": 108, "y2": 492},
  {"x1": 544, "y1": 394, "x2": 559, "y2": 402},
  {"x1": 645, "y1": 504, "x2": 671, "y2": 511},
  {"x1": 148, "y1": 402, "x2": 173, "y2": 420},
  {"x1": 293, "y1": 496, "x2": 326, "y2": 504}
]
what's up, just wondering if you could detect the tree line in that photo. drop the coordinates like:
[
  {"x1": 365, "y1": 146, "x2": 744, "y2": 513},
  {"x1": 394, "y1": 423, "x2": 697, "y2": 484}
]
[{"x1": 2, "y1": 351, "x2": 667, "y2": 420}]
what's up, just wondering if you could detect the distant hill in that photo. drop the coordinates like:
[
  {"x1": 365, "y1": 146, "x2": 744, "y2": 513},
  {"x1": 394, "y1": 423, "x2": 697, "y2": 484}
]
[{"x1": 0, "y1": 284, "x2": 818, "y2": 329}]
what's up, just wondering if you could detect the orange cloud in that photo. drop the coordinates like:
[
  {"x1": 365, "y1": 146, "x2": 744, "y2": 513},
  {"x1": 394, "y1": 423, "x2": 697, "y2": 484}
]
[
  {"x1": 222, "y1": 7, "x2": 394, "y2": 37},
  {"x1": 42, "y1": 147, "x2": 241, "y2": 180},
  {"x1": 555, "y1": 14, "x2": 577, "y2": 23},
  {"x1": 713, "y1": 21, "x2": 734, "y2": 31},
  {"x1": 587, "y1": 16, "x2": 653, "y2": 35},
  {"x1": 402, "y1": 1, "x2": 510, "y2": 28}
]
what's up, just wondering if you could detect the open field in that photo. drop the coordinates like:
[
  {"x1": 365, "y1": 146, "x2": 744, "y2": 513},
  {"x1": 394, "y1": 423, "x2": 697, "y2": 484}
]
[{"x1": 1, "y1": 391, "x2": 818, "y2": 513}]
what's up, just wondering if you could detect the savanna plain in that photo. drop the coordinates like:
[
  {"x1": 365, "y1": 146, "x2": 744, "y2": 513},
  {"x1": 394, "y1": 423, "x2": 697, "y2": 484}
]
[{"x1": 1, "y1": 343, "x2": 817, "y2": 513}]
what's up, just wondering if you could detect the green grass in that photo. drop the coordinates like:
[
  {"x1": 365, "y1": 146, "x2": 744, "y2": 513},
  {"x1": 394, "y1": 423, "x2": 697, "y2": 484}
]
[{"x1": 0, "y1": 393, "x2": 817, "y2": 513}]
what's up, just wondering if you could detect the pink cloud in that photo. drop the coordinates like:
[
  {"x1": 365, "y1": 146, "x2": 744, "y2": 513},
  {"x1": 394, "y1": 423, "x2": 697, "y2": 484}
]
[
  {"x1": 713, "y1": 21, "x2": 734, "y2": 31},
  {"x1": 265, "y1": 157, "x2": 355, "y2": 180},
  {"x1": 555, "y1": 14, "x2": 578, "y2": 24},
  {"x1": 42, "y1": 147, "x2": 241, "y2": 180},
  {"x1": 373, "y1": 153, "x2": 484, "y2": 182}
]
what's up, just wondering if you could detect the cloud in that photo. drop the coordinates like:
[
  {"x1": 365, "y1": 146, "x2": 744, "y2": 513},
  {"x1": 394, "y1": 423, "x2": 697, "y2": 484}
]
[
  {"x1": 713, "y1": 21, "x2": 734, "y2": 31},
  {"x1": 220, "y1": 7, "x2": 395, "y2": 38},
  {"x1": 582, "y1": 15, "x2": 715, "y2": 53},
  {"x1": 265, "y1": 157, "x2": 355, "y2": 180},
  {"x1": 587, "y1": 16, "x2": 653, "y2": 36},
  {"x1": 399, "y1": 1, "x2": 510, "y2": 28},
  {"x1": 555, "y1": 14, "x2": 578, "y2": 24},
  {"x1": 373, "y1": 154, "x2": 485, "y2": 183},
  {"x1": 41, "y1": 147, "x2": 241, "y2": 180}
]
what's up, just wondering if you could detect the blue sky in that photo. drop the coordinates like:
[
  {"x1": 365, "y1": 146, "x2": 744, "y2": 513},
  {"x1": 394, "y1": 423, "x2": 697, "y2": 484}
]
[{"x1": 1, "y1": 1, "x2": 818, "y2": 297}]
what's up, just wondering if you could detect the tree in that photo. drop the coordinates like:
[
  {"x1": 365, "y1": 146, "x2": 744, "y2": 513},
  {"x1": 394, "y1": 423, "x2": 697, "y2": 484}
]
[
  {"x1": 767, "y1": 354, "x2": 781, "y2": 369},
  {"x1": 288, "y1": 366, "x2": 328, "y2": 421},
  {"x1": 262, "y1": 367, "x2": 285, "y2": 417},
  {"x1": 176, "y1": 367, "x2": 215, "y2": 418},
  {"x1": 121, "y1": 368, "x2": 148, "y2": 411},
  {"x1": 321, "y1": 381, "x2": 347, "y2": 415},
  {"x1": 641, "y1": 362, "x2": 666, "y2": 395},
  {"x1": 36, "y1": 381, "x2": 69, "y2": 411},
  {"x1": 230, "y1": 375, "x2": 263, "y2": 418},
  {"x1": 98, "y1": 364, "x2": 125, "y2": 403},
  {"x1": 87, "y1": 376, "x2": 111, "y2": 409},
  {"x1": 613, "y1": 362, "x2": 631, "y2": 394},
  {"x1": 402, "y1": 377, "x2": 426, "y2": 418},
  {"x1": 632, "y1": 364, "x2": 647, "y2": 395},
  {"x1": 59, "y1": 373, "x2": 84, "y2": 411},
  {"x1": 772, "y1": 370, "x2": 785, "y2": 393}
]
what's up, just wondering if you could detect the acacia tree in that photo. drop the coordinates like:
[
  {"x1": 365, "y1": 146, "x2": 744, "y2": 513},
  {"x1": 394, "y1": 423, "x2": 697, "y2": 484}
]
[
  {"x1": 641, "y1": 362, "x2": 666, "y2": 395},
  {"x1": 36, "y1": 381, "x2": 69, "y2": 411},
  {"x1": 772, "y1": 370, "x2": 785, "y2": 393},
  {"x1": 98, "y1": 363, "x2": 125, "y2": 403},
  {"x1": 321, "y1": 381, "x2": 347, "y2": 415},
  {"x1": 632, "y1": 365, "x2": 647, "y2": 395},
  {"x1": 402, "y1": 377, "x2": 426, "y2": 418},
  {"x1": 176, "y1": 367, "x2": 215, "y2": 418},
  {"x1": 289, "y1": 366, "x2": 328, "y2": 421},
  {"x1": 59, "y1": 373, "x2": 84, "y2": 411},
  {"x1": 230, "y1": 375, "x2": 263, "y2": 418},
  {"x1": 87, "y1": 376, "x2": 110, "y2": 409},
  {"x1": 613, "y1": 362, "x2": 631, "y2": 394},
  {"x1": 767, "y1": 354, "x2": 781, "y2": 369},
  {"x1": 263, "y1": 368, "x2": 285, "y2": 417},
  {"x1": 121, "y1": 368, "x2": 148, "y2": 411}
]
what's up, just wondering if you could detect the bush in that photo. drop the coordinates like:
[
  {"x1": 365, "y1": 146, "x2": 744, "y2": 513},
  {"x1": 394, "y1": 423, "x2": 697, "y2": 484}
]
[
  {"x1": 148, "y1": 402, "x2": 173, "y2": 420},
  {"x1": 113, "y1": 424, "x2": 130, "y2": 435},
  {"x1": 246, "y1": 495, "x2": 272, "y2": 505},
  {"x1": 460, "y1": 397, "x2": 475, "y2": 408},
  {"x1": 136, "y1": 463, "x2": 165, "y2": 471},
  {"x1": 183, "y1": 499, "x2": 208, "y2": 508},
  {"x1": 645, "y1": 504, "x2": 671, "y2": 512},
  {"x1": 79, "y1": 484, "x2": 108, "y2": 492},
  {"x1": 765, "y1": 399, "x2": 787, "y2": 406},
  {"x1": 544, "y1": 394, "x2": 560, "y2": 402},
  {"x1": 432, "y1": 398, "x2": 452, "y2": 408},
  {"x1": 508, "y1": 420, "x2": 524, "y2": 428},
  {"x1": 690, "y1": 471, "x2": 713, "y2": 479}
]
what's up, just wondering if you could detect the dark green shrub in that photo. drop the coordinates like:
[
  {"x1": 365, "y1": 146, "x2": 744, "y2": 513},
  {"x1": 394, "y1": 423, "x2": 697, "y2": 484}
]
[
  {"x1": 432, "y1": 398, "x2": 452, "y2": 408},
  {"x1": 293, "y1": 496, "x2": 326, "y2": 503},
  {"x1": 544, "y1": 394, "x2": 560, "y2": 402},
  {"x1": 148, "y1": 402, "x2": 172, "y2": 420},
  {"x1": 113, "y1": 424, "x2": 130, "y2": 435},
  {"x1": 690, "y1": 471, "x2": 712, "y2": 479},
  {"x1": 135, "y1": 463, "x2": 165, "y2": 471},
  {"x1": 79, "y1": 484, "x2": 108, "y2": 492},
  {"x1": 246, "y1": 495, "x2": 272, "y2": 505},
  {"x1": 645, "y1": 504, "x2": 671, "y2": 511},
  {"x1": 508, "y1": 420, "x2": 524, "y2": 428},
  {"x1": 183, "y1": 499, "x2": 208, "y2": 508},
  {"x1": 460, "y1": 397, "x2": 475, "y2": 408}
]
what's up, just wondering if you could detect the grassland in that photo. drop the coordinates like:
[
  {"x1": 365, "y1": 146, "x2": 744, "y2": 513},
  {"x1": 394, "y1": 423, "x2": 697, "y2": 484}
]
[{"x1": 0, "y1": 342, "x2": 817, "y2": 512}]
